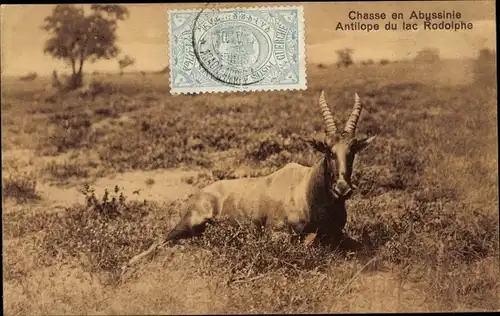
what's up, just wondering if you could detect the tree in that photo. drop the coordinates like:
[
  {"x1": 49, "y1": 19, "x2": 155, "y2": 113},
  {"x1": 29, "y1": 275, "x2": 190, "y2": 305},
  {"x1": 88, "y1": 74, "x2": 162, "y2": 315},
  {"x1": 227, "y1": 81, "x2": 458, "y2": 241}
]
[
  {"x1": 474, "y1": 48, "x2": 496, "y2": 87},
  {"x1": 41, "y1": 4, "x2": 129, "y2": 89},
  {"x1": 335, "y1": 48, "x2": 354, "y2": 68},
  {"x1": 361, "y1": 59, "x2": 374, "y2": 66},
  {"x1": 414, "y1": 48, "x2": 440, "y2": 64},
  {"x1": 157, "y1": 66, "x2": 169, "y2": 74},
  {"x1": 19, "y1": 72, "x2": 38, "y2": 81},
  {"x1": 118, "y1": 55, "x2": 135, "y2": 75}
]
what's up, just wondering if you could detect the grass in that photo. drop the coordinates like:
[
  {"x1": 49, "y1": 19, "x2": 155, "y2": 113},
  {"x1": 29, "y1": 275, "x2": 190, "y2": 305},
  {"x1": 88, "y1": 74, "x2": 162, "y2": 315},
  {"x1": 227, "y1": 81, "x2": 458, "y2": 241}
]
[
  {"x1": 44, "y1": 160, "x2": 90, "y2": 181},
  {"x1": 1, "y1": 59, "x2": 498, "y2": 314}
]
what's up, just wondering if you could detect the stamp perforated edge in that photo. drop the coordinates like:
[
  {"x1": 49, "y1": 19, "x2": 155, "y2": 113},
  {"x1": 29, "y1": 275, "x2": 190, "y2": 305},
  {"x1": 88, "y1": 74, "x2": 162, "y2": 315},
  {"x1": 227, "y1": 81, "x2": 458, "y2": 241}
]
[{"x1": 167, "y1": 5, "x2": 307, "y2": 95}]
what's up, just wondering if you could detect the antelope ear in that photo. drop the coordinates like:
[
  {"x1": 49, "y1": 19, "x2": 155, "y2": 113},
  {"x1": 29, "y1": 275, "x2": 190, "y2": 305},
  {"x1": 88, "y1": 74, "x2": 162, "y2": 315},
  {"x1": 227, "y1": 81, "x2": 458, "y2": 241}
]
[
  {"x1": 307, "y1": 139, "x2": 330, "y2": 154},
  {"x1": 354, "y1": 135, "x2": 376, "y2": 152}
]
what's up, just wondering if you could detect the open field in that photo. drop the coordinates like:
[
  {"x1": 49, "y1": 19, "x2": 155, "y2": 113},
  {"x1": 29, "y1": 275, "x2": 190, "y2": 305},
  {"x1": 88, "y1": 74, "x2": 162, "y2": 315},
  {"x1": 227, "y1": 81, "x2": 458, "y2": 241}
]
[{"x1": 2, "y1": 60, "x2": 499, "y2": 314}]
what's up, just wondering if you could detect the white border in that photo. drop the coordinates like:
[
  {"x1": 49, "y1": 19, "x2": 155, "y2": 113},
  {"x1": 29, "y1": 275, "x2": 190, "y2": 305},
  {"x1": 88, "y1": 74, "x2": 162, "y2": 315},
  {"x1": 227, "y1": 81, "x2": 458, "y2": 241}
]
[{"x1": 167, "y1": 5, "x2": 307, "y2": 95}]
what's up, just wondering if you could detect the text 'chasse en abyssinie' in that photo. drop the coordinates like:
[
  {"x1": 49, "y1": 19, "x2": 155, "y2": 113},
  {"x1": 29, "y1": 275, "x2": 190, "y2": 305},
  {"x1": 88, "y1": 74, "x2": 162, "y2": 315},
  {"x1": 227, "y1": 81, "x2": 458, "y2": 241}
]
[{"x1": 335, "y1": 10, "x2": 474, "y2": 32}]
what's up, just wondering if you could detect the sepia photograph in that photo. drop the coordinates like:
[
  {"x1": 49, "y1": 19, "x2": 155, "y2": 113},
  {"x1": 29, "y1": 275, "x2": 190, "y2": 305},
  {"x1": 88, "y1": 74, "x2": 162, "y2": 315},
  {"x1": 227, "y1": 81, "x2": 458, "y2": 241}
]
[{"x1": 1, "y1": 1, "x2": 498, "y2": 314}]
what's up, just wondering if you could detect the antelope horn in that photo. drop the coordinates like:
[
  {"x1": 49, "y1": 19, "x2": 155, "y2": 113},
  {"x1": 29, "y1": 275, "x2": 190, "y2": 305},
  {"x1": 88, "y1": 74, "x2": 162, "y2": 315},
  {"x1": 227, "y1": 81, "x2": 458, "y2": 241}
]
[
  {"x1": 343, "y1": 93, "x2": 362, "y2": 137},
  {"x1": 319, "y1": 90, "x2": 337, "y2": 138}
]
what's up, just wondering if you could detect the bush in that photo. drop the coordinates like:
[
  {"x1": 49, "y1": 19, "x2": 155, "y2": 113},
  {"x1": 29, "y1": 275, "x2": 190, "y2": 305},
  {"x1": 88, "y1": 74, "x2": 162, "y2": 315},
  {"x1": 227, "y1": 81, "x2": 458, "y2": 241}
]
[
  {"x1": 34, "y1": 185, "x2": 177, "y2": 284},
  {"x1": 2, "y1": 173, "x2": 41, "y2": 203},
  {"x1": 40, "y1": 112, "x2": 93, "y2": 154}
]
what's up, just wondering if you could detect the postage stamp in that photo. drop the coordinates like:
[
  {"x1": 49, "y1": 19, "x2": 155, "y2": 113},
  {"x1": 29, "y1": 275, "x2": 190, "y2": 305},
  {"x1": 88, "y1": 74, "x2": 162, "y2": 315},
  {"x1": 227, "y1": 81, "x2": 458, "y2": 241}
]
[{"x1": 168, "y1": 6, "x2": 306, "y2": 94}]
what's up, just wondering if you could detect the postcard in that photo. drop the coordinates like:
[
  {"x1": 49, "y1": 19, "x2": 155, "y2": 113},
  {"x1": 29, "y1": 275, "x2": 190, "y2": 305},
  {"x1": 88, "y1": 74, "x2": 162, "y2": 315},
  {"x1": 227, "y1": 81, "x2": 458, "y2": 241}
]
[{"x1": 1, "y1": 1, "x2": 497, "y2": 314}]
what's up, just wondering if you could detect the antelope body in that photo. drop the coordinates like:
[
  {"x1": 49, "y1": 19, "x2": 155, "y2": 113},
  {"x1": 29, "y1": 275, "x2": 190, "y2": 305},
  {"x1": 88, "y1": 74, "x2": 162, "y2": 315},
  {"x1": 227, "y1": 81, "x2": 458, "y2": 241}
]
[
  {"x1": 123, "y1": 90, "x2": 376, "y2": 272},
  {"x1": 169, "y1": 160, "x2": 347, "y2": 243}
]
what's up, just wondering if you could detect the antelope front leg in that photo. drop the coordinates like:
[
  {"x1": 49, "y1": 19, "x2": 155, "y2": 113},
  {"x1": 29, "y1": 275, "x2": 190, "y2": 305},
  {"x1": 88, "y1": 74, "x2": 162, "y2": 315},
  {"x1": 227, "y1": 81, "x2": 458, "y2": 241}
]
[
  {"x1": 302, "y1": 232, "x2": 318, "y2": 247},
  {"x1": 337, "y1": 234, "x2": 366, "y2": 253},
  {"x1": 288, "y1": 219, "x2": 317, "y2": 246}
]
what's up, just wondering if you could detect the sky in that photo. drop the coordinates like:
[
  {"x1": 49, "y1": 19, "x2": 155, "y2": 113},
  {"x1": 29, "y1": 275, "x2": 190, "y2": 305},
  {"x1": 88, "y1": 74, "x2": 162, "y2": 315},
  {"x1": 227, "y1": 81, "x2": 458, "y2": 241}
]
[{"x1": 1, "y1": 1, "x2": 496, "y2": 76}]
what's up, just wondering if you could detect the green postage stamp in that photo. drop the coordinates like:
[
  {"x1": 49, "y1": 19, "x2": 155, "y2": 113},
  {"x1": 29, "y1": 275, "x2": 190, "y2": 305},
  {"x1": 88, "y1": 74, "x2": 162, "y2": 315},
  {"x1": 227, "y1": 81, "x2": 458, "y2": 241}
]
[{"x1": 168, "y1": 6, "x2": 306, "y2": 94}]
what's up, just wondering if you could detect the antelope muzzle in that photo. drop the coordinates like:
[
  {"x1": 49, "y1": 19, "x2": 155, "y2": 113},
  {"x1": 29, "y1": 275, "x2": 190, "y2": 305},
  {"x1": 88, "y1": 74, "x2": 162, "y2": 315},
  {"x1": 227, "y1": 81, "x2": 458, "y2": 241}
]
[{"x1": 333, "y1": 179, "x2": 353, "y2": 199}]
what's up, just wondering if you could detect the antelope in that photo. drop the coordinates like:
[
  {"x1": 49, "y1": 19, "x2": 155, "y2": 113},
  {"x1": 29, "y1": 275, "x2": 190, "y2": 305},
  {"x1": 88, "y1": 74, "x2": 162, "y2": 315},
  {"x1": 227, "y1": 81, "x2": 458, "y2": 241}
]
[{"x1": 123, "y1": 90, "x2": 376, "y2": 272}]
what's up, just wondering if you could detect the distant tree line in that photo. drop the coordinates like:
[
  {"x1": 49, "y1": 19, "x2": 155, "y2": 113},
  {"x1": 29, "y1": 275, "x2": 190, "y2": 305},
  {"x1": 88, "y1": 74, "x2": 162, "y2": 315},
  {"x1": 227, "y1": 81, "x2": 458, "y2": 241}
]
[{"x1": 325, "y1": 47, "x2": 444, "y2": 68}]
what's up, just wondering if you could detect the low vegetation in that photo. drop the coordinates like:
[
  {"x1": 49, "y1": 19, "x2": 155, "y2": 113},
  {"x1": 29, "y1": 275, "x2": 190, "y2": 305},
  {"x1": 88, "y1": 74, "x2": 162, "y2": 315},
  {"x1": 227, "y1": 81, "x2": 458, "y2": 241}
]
[
  {"x1": 2, "y1": 172, "x2": 41, "y2": 204},
  {"x1": 2, "y1": 59, "x2": 498, "y2": 314},
  {"x1": 44, "y1": 160, "x2": 90, "y2": 181}
]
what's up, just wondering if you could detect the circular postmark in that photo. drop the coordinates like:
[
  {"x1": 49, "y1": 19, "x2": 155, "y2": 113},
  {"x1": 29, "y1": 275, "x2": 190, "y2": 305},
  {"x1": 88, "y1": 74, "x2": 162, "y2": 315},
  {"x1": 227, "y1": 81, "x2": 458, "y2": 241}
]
[{"x1": 191, "y1": 7, "x2": 273, "y2": 87}]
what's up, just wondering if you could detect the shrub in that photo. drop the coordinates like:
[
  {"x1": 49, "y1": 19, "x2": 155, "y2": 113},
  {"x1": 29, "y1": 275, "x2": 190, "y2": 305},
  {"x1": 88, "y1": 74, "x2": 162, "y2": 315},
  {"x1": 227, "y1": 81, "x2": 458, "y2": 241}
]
[
  {"x1": 36, "y1": 185, "x2": 177, "y2": 284},
  {"x1": 2, "y1": 173, "x2": 41, "y2": 203},
  {"x1": 41, "y1": 112, "x2": 93, "y2": 154}
]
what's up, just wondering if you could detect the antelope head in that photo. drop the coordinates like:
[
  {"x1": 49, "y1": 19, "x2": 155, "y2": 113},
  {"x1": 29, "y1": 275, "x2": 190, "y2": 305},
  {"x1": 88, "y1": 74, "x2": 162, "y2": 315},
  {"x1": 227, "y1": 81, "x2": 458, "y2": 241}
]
[{"x1": 310, "y1": 90, "x2": 376, "y2": 200}]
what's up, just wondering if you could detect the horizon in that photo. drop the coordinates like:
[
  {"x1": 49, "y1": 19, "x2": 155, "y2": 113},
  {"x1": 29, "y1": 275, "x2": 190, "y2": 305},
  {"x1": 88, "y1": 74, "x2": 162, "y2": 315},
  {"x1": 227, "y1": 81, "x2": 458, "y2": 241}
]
[
  {"x1": 1, "y1": 57, "x2": 484, "y2": 79},
  {"x1": 1, "y1": 2, "x2": 496, "y2": 76}
]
